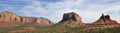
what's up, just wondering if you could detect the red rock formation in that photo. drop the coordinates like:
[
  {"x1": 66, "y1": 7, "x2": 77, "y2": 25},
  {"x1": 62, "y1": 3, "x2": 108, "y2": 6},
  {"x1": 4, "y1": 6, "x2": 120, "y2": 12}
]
[
  {"x1": 62, "y1": 12, "x2": 82, "y2": 22},
  {"x1": 22, "y1": 18, "x2": 32, "y2": 23},
  {"x1": 60, "y1": 12, "x2": 85, "y2": 27},
  {"x1": 36, "y1": 18, "x2": 42, "y2": 24},
  {"x1": 36, "y1": 18, "x2": 52, "y2": 26},
  {"x1": 0, "y1": 11, "x2": 21, "y2": 22},
  {"x1": 0, "y1": 11, "x2": 52, "y2": 28},
  {"x1": 12, "y1": 16, "x2": 22, "y2": 22},
  {"x1": 93, "y1": 14, "x2": 118, "y2": 25}
]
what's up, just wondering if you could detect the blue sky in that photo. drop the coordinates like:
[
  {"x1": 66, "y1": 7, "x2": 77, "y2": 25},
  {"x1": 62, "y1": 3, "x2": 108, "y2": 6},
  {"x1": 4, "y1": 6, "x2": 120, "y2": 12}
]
[{"x1": 0, "y1": 0, "x2": 120, "y2": 23}]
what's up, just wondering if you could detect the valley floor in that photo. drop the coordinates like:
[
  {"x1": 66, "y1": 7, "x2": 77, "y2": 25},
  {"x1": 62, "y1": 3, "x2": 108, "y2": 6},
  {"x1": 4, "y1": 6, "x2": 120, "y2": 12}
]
[{"x1": 0, "y1": 24, "x2": 120, "y2": 33}]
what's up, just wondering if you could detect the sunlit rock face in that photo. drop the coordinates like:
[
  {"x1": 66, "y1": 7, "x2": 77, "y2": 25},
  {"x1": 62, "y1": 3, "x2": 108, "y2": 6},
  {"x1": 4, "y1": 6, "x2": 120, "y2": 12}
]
[
  {"x1": 22, "y1": 17, "x2": 33, "y2": 23},
  {"x1": 93, "y1": 14, "x2": 119, "y2": 25},
  {"x1": 0, "y1": 11, "x2": 22, "y2": 22},
  {"x1": 36, "y1": 18, "x2": 52, "y2": 26},
  {"x1": 0, "y1": 11, "x2": 53, "y2": 28},
  {"x1": 59, "y1": 12, "x2": 85, "y2": 27}
]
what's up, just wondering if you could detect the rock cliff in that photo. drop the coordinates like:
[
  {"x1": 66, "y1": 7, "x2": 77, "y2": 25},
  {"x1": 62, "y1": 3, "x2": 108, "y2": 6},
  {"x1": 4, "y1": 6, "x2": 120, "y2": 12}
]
[
  {"x1": 0, "y1": 11, "x2": 52, "y2": 28},
  {"x1": 59, "y1": 12, "x2": 85, "y2": 27},
  {"x1": 93, "y1": 14, "x2": 118, "y2": 25}
]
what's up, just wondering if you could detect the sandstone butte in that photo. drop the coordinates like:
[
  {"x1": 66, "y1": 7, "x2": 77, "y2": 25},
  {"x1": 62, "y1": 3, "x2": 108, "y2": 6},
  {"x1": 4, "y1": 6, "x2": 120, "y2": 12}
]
[
  {"x1": 93, "y1": 14, "x2": 119, "y2": 25},
  {"x1": 0, "y1": 11, "x2": 52, "y2": 28},
  {"x1": 0, "y1": 11, "x2": 119, "y2": 29},
  {"x1": 58, "y1": 12, "x2": 85, "y2": 27},
  {"x1": 84, "y1": 14, "x2": 119, "y2": 30},
  {"x1": 58, "y1": 12, "x2": 119, "y2": 28}
]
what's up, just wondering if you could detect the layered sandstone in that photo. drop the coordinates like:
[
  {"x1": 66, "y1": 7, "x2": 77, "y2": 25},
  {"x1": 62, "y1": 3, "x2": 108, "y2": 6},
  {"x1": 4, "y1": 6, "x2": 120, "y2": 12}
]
[
  {"x1": 0, "y1": 11, "x2": 52, "y2": 28},
  {"x1": 93, "y1": 14, "x2": 118, "y2": 25},
  {"x1": 84, "y1": 14, "x2": 119, "y2": 30},
  {"x1": 36, "y1": 18, "x2": 52, "y2": 26},
  {"x1": 61, "y1": 12, "x2": 82, "y2": 22},
  {"x1": 0, "y1": 11, "x2": 22, "y2": 22},
  {"x1": 59, "y1": 12, "x2": 85, "y2": 27},
  {"x1": 22, "y1": 18, "x2": 31, "y2": 23}
]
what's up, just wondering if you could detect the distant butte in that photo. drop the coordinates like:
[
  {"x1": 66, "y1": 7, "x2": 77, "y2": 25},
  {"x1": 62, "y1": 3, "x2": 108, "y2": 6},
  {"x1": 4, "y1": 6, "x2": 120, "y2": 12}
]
[
  {"x1": 59, "y1": 12, "x2": 85, "y2": 27},
  {"x1": 0, "y1": 11, "x2": 119, "y2": 29},
  {"x1": 0, "y1": 11, "x2": 52, "y2": 28},
  {"x1": 93, "y1": 14, "x2": 119, "y2": 25}
]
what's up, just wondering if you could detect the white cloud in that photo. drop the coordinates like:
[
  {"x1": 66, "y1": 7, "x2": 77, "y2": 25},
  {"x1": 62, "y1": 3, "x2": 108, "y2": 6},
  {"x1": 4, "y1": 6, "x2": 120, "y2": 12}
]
[{"x1": 19, "y1": 0, "x2": 120, "y2": 23}]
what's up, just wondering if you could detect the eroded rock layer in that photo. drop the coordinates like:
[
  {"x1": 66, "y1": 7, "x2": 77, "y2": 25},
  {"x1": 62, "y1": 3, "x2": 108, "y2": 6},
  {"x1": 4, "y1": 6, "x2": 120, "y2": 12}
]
[
  {"x1": 0, "y1": 11, "x2": 52, "y2": 28},
  {"x1": 59, "y1": 12, "x2": 85, "y2": 27},
  {"x1": 93, "y1": 14, "x2": 118, "y2": 25}
]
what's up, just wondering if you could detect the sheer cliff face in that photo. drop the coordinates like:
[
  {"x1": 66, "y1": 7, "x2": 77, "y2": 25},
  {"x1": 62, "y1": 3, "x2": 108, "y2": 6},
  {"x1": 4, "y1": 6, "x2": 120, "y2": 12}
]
[
  {"x1": 93, "y1": 14, "x2": 118, "y2": 25},
  {"x1": 59, "y1": 12, "x2": 85, "y2": 27},
  {"x1": 0, "y1": 11, "x2": 52, "y2": 28}
]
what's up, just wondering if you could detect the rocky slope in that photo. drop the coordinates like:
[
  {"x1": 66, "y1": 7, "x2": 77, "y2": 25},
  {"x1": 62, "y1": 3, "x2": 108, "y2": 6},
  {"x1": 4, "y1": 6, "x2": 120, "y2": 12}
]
[{"x1": 0, "y1": 11, "x2": 52, "y2": 28}]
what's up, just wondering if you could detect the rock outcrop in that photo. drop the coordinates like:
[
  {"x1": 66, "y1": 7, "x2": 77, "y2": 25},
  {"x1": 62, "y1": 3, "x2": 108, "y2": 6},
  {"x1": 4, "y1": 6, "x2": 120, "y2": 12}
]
[
  {"x1": 22, "y1": 18, "x2": 31, "y2": 23},
  {"x1": 59, "y1": 12, "x2": 85, "y2": 27},
  {"x1": 0, "y1": 11, "x2": 52, "y2": 28},
  {"x1": 36, "y1": 18, "x2": 52, "y2": 26},
  {"x1": 0, "y1": 11, "x2": 22, "y2": 22},
  {"x1": 61, "y1": 12, "x2": 82, "y2": 22},
  {"x1": 93, "y1": 14, "x2": 119, "y2": 25},
  {"x1": 85, "y1": 14, "x2": 119, "y2": 30}
]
